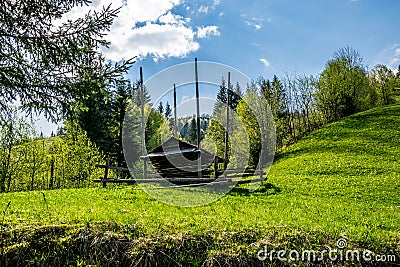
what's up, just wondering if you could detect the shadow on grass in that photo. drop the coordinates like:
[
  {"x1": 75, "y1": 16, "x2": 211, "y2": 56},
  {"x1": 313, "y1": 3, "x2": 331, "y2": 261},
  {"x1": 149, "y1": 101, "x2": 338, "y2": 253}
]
[{"x1": 227, "y1": 182, "x2": 281, "y2": 197}]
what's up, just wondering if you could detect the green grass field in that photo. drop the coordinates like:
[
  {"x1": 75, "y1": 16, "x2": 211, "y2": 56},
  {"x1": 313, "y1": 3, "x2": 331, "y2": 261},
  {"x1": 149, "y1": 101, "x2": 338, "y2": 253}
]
[{"x1": 1, "y1": 105, "x2": 399, "y2": 266}]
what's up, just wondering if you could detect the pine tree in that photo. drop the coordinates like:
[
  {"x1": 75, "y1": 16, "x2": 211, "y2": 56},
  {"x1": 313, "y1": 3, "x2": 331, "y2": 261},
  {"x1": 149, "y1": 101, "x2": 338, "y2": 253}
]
[
  {"x1": 230, "y1": 82, "x2": 242, "y2": 110},
  {"x1": 271, "y1": 75, "x2": 287, "y2": 118},
  {"x1": 0, "y1": 0, "x2": 134, "y2": 121},
  {"x1": 260, "y1": 78, "x2": 272, "y2": 101},
  {"x1": 188, "y1": 117, "x2": 198, "y2": 144},
  {"x1": 164, "y1": 102, "x2": 172, "y2": 119},
  {"x1": 213, "y1": 78, "x2": 227, "y2": 114},
  {"x1": 76, "y1": 78, "x2": 114, "y2": 156},
  {"x1": 132, "y1": 81, "x2": 151, "y2": 106},
  {"x1": 111, "y1": 80, "x2": 133, "y2": 167},
  {"x1": 213, "y1": 77, "x2": 241, "y2": 113},
  {"x1": 157, "y1": 102, "x2": 164, "y2": 114}
]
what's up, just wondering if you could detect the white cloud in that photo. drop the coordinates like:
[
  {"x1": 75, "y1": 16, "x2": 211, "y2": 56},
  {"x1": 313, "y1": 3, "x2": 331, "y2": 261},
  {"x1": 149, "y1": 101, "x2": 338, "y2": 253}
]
[
  {"x1": 198, "y1": 0, "x2": 220, "y2": 14},
  {"x1": 395, "y1": 48, "x2": 400, "y2": 57},
  {"x1": 58, "y1": 0, "x2": 219, "y2": 62},
  {"x1": 106, "y1": 23, "x2": 200, "y2": 61},
  {"x1": 244, "y1": 17, "x2": 264, "y2": 31},
  {"x1": 245, "y1": 21, "x2": 262, "y2": 30},
  {"x1": 61, "y1": 0, "x2": 182, "y2": 25},
  {"x1": 198, "y1": 5, "x2": 209, "y2": 14},
  {"x1": 119, "y1": 0, "x2": 182, "y2": 24},
  {"x1": 260, "y1": 58, "x2": 271, "y2": 68},
  {"x1": 158, "y1": 11, "x2": 190, "y2": 26},
  {"x1": 197, "y1": 26, "x2": 220, "y2": 39}
]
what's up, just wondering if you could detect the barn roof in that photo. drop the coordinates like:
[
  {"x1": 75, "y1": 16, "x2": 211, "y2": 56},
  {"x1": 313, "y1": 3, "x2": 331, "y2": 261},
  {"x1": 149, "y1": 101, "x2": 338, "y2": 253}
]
[{"x1": 144, "y1": 137, "x2": 224, "y2": 162}]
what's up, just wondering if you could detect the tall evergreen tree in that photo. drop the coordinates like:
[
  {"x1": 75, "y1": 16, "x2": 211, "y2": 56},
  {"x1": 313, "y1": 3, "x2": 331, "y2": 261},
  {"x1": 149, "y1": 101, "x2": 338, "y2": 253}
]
[
  {"x1": 213, "y1": 77, "x2": 241, "y2": 114},
  {"x1": 260, "y1": 78, "x2": 272, "y2": 101},
  {"x1": 0, "y1": 0, "x2": 133, "y2": 121},
  {"x1": 111, "y1": 80, "x2": 134, "y2": 167},
  {"x1": 231, "y1": 82, "x2": 243, "y2": 110},
  {"x1": 187, "y1": 118, "x2": 198, "y2": 144},
  {"x1": 165, "y1": 102, "x2": 172, "y2": 119},
  {"x1": 214, "y1": 78, "x2": 227, "y2": 114},
  {"x1": 271, "y1": 75, "x2": 288, "y2": 118},
  {"x1": 132, "y1": 81, "x2": 151, "y2": 106},
  {"x1": 259, "y1": 75, "x2": 290, "y2": 149},
  {"x1": 157, "y1": 102, "x2": 164, "y2": 114},
  {"x1": 76, "y1": 77, "x2": 114, "y2": 156}
]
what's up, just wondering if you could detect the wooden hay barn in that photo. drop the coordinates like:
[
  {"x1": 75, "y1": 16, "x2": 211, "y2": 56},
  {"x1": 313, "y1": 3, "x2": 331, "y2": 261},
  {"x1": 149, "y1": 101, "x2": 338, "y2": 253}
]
[{"x1": 141, "y1": 137, "x2": 225, "y2": 178}]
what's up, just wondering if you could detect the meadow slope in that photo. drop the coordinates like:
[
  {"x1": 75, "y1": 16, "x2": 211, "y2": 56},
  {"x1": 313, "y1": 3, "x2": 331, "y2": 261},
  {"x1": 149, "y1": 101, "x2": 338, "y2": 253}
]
[{"x1": 1, "y1": 105, "x2": 399, "y2": 266}]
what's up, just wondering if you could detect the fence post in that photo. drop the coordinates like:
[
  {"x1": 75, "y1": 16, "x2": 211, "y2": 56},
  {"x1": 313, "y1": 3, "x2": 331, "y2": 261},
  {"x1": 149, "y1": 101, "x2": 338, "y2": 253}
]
[
  {"x1": 102, "y1": 158, "x2": 110, "y2": 188},
  {"x1": 195, "y1": 58, "x2": 202, "y2": 179},
  {"x1": 224, "y1": 72, "x2": 231, "y2": 179},
  {"x1": 214, "y1": 157, "x2": 218, "y2": 178},
  {"x1": 259, "y1": 150, "x2": 263, "y2": 180},
  {"x1": 140, "y1": 67, "x2": 148, "y2": 180}
]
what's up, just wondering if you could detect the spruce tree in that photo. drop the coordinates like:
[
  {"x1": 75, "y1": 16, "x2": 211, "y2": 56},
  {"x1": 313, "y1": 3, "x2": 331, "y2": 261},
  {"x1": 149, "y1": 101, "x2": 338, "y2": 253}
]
[
  {"x1": 132, "y1": 81, "x2": 151, "y2": 106},
  {"x1": 157, "y1": 102, "x2": 164, "y2": 115},
  {"x1": 164, "y1": 102, "x2": 172, "y2": 119},
  {"x1": 111, "y1": 80, "x2": 134, "y2": 167},
  {"x1": 213, "y1": 77, "x2": 241, "y2": 113},
  {"x1": 0, "y1": 0, "x2": 134, "y2": 121},
  {"x1": 188, "y1": 118, "x2": 198, "y2": 144},
  {"x1": 213, "y1": 78, "x2": 227, "y2": 114},
  {"x1": 230, "y1": 82, "x2": 243, "y2": 110}
]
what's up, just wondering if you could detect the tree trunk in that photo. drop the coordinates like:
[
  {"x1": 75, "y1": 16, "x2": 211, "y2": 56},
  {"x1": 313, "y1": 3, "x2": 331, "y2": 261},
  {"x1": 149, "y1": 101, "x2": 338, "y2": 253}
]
[{"x1": 49, "y1": 158, "x2": 55, "y2": 189}]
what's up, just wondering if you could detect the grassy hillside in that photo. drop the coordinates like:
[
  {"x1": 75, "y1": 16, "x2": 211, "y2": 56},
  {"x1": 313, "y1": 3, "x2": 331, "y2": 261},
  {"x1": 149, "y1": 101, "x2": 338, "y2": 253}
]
[{"x1": 1, "y1": 105, "x2": 399, "y2": 266}]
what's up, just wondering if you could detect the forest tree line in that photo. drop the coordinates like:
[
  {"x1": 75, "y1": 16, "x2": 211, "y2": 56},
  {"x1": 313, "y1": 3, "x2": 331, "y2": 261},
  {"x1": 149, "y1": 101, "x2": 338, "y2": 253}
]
[{"x1": 206, "y1": 46, "x2": 400, "y2": 168}]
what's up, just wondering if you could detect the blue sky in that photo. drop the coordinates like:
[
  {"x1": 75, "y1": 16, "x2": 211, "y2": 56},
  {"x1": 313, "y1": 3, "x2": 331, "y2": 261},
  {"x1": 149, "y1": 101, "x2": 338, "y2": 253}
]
[
  {"x1": 37, "y1": 0, "x2": 400, "y2": 134},
  {"x1": 119, "y1": 0, "x2": 400, "y2": 80}
]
